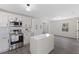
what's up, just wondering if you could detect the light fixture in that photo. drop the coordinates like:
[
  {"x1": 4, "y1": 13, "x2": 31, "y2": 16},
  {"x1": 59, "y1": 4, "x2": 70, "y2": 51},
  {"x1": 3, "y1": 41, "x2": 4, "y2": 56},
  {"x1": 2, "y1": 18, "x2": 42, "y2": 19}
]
[{"x1": 26, "y1": 4, "x2": 31, "y2": 11}]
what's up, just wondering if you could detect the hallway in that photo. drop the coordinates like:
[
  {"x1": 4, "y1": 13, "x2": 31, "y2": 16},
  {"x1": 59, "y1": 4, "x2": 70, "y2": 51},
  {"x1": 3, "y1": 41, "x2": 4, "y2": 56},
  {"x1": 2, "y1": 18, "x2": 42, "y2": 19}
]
[{"x1": 2, "y1": 35, "x2": 79, "y2": 54}]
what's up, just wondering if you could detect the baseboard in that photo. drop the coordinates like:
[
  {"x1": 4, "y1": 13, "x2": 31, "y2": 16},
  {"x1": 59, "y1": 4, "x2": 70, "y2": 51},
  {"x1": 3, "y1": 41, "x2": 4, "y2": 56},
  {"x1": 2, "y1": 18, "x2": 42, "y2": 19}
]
[{"x1": 54, "y1": 35, "x2": 77, "y2": 40}]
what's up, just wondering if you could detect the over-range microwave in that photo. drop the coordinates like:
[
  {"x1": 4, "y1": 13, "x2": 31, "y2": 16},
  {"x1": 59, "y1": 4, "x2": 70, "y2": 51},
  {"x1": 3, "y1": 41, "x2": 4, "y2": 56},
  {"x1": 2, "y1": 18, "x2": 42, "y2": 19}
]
[{"x1": 10, "y1": 21, "x2": 22, "y2": 27}]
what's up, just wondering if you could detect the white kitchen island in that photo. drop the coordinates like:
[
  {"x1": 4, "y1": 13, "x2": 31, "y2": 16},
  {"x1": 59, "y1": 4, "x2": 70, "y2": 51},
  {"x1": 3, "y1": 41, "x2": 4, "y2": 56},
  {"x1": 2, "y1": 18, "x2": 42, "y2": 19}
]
[{"x1": 30, "y1": 33, "x2": 54, "y2": 54}]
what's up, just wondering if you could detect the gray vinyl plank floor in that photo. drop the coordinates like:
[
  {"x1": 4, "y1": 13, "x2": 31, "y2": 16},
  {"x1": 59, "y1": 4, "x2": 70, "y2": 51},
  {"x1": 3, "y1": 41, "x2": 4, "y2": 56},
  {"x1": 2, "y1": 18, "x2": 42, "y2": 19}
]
[
  {"x1": 2, "y1": 35, "x2": 79, "y2": 54},
  {"x1": 50, "y1": 35, "x2": 79, "y2": 54},
  {"x1": 2, "y1": 44, "x2": 30, "y2": 54}
]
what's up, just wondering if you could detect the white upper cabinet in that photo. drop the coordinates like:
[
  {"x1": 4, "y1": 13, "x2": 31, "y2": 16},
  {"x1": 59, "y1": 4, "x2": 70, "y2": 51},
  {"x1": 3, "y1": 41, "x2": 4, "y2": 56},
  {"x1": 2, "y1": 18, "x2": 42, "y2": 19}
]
[
  {"x1": 22, "y1": 16, "x2": 32, "y2": 28},
  {"x1": 8, "y1": 14, "x2": 22, "y2": 22},
  {"x1": 21, "y1": 16, "x2": 27, "y2": 28},
  {"x1": 0, "y1": 11, "x2": 9, "y2": 27},
  {"x1": 26, "y1": 16, "x2": 32, "y2": 27}
]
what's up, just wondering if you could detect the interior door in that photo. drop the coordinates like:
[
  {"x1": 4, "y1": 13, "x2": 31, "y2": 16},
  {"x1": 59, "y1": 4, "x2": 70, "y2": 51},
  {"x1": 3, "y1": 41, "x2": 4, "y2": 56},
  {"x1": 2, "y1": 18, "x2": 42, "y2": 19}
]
[
  {"x1": 43, "y1": 22, "x2": 49, "y2": 34},
  {"x1": 77, "y1": 20, "x2": 79, "y2": 40}
]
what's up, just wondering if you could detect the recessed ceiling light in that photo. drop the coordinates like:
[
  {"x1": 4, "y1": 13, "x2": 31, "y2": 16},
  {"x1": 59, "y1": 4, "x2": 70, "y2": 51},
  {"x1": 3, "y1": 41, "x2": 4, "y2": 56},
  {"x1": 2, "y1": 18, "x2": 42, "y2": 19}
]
[
  {"x1": 26, "y1": 4, "x2": 31, "y2": 11},
  {"x1": 27, "y1": 4, "x2": 30, "y2": 6}
]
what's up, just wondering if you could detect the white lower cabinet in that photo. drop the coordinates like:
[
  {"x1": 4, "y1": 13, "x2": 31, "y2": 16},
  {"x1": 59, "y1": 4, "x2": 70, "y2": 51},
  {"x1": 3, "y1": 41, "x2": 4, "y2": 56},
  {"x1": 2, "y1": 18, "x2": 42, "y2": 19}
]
[
  {"x1": 30, "y1": 34, "x2": 54, "y2": 54},
  {"x1": 0, "y1": 37, "x2": 9, "y2": 53},
  {"x1": 24, "y1": 33, "x2": 30, "y2": 45}
]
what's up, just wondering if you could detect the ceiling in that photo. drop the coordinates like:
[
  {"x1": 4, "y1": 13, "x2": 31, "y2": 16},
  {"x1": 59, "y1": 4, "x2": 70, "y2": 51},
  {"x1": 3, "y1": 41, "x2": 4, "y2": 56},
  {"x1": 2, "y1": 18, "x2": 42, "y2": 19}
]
[{"x1": 0, "y1": 4, "x2": 79, "y2": 20}]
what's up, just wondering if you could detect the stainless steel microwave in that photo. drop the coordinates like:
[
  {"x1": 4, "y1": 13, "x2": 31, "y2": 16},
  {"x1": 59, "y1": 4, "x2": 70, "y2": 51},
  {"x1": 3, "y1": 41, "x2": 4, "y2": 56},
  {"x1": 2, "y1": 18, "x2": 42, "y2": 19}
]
[{"x1": 10, "y1": 21, "x2": 22, "y2": 27}]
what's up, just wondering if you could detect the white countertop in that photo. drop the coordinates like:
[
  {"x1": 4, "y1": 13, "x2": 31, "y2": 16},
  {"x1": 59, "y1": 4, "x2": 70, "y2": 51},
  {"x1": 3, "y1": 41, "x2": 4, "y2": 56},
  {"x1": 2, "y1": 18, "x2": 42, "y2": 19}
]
[{"x1": 31, "y1": 33, "x2": 50, "y2": 40}]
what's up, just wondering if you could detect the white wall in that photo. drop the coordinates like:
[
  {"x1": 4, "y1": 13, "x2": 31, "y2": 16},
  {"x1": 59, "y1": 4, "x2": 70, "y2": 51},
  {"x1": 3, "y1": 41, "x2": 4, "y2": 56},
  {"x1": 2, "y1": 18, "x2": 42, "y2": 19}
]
[
  {"x1": 49, "y1": 18, "x2": 77, "y2": 38},
  {"x1": 31, "y1": 18, "x2": 51, "y2": 36},
  {"x1": 31, "y1": 18, "x2": 43, "y2": 36}
]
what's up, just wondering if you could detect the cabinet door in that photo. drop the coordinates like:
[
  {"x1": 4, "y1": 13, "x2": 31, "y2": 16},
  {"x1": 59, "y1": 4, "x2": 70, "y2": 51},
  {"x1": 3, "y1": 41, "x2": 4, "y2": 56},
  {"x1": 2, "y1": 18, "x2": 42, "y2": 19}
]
[
  {"x1": 22, "y1": 17, "x2": 27, "y2": 28},
  {"x1": 0, "y1": 12, "x2": 8, "y2": 27},
  {"x1": 0, "y1": 37, "x2": 9, "y2": 53},
  {"x1": 22, "y1": 16, "x2": 31, "y2": 45},
  {"x1": 0, "y1": 27, "x2": 9, "y2": 53},
  {"x1": 24, "y1": 34, "x2": 30, "y2": 45},
  {"x1": 26, "y1": 17, "x2": 32, "y2": 29}
]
